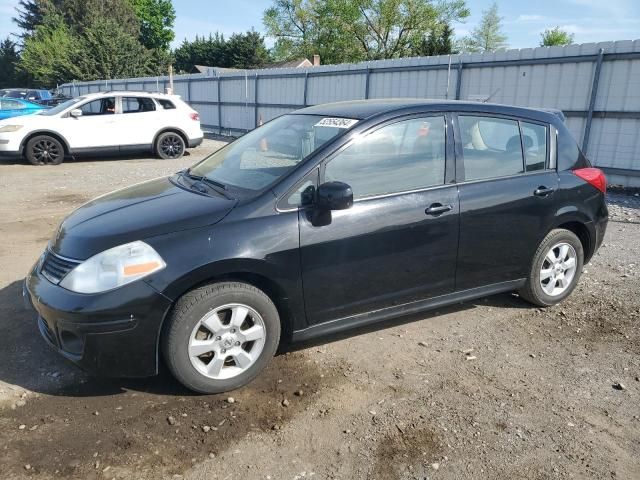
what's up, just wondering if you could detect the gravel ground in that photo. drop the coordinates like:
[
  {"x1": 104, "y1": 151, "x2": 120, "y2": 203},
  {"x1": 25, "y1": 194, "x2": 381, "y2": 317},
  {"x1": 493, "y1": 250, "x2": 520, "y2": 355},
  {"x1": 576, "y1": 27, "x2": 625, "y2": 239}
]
[{"x1": 0, "y1": 148, "x2": 638, "y2": 480}]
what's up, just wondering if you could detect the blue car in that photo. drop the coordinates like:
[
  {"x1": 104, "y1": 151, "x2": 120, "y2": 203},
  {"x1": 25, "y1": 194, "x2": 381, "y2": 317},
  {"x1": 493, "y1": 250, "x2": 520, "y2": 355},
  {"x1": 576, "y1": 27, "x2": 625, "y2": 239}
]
[{"x1": 0, "y1": 98, "x2": 47, "y2": 120}]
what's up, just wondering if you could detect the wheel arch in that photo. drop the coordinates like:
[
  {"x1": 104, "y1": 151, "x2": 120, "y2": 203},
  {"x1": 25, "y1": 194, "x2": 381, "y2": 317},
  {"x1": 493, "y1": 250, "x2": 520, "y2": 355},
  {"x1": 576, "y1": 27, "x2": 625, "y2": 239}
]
[
  {"x1": 549, "y1": 211, "x2": 596, "y2": 262},
  {"x1": 152, "y1": 127, "x2": 189, "y2": 152},
  {"x1": 156, "y1": 261, "x2": 299, "y2": 364},
  {"x1": 20, "y1": 130, "x2": 71, "y2": 156}
]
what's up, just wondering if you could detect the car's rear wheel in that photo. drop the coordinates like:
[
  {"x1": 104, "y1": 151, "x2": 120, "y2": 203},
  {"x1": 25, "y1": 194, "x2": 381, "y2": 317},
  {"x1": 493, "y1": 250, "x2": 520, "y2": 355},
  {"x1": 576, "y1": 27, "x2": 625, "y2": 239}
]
[
  {"x1": 519, "y1": 228, "x2": 584, "y2": 307},
  {"x1": 155, "y1": 131, "x2": 185, "y2": 160},
  {"x1": 163, "y1": 282, "x2": 281, "y2": 393},
  {"x1": 25, "y1": 135, "x2": 64, "y2": 166}
]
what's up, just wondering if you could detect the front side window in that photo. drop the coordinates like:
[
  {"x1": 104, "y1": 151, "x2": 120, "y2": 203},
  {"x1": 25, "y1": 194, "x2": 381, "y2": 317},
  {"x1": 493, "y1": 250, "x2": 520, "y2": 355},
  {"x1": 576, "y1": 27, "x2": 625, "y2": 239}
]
[
  {"x1": 459, "y1": 116, "x2": 524, "y2": 181},
  {"x1": 189, "y1": 114, "x2": 357, "y2": 191},
  {"x1": 324, "y1": 116, "x2": 446, "y2": 199},
  {"x1": 122, "y1": 97, "x2": 156, "y2": 113},
  {"x1": 80, "y1": 97, "x2": 116, "y2": 116}
]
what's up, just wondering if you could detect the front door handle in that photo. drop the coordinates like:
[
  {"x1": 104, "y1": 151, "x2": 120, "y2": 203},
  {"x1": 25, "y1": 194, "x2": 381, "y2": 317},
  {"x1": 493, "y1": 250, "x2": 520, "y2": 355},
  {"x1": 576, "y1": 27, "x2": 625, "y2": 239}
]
[
  {"x1": 534, "y1": 186, "x2": 555, "y2": 197},
  {"x1": 425, "y1": 203, "x2": 453, "y2": 216}
]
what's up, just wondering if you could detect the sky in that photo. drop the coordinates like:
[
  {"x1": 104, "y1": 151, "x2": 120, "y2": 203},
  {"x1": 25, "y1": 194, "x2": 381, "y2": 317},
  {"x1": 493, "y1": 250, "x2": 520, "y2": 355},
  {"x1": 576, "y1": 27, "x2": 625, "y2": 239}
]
[{"x1": 1, "y1": 0, "x2": 638, "y2": 51}]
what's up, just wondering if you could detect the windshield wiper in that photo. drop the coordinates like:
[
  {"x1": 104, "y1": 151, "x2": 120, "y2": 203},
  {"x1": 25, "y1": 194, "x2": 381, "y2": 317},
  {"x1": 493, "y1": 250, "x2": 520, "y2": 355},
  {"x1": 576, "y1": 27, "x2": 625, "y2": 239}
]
[{"x1": 182, "y1": 169, "x2": 231, "y2": 198}]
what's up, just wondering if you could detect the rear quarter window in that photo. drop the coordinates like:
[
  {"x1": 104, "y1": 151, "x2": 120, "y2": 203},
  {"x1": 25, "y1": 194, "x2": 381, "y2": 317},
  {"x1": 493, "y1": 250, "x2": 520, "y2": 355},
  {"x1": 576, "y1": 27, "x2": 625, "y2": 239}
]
[
  {"x1": 158, "y1": 99, "x2": 176, "y2": 109},
  {"x1": 557, "y1": 124, "x2": 590, "y2": 171}
]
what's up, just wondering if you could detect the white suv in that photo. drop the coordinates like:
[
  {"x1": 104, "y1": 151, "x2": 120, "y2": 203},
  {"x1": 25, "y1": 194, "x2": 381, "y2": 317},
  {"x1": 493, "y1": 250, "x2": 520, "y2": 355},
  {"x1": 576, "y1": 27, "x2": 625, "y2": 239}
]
[{"x1": 0, "y1": 91, "x2": 203, "y2": 165}]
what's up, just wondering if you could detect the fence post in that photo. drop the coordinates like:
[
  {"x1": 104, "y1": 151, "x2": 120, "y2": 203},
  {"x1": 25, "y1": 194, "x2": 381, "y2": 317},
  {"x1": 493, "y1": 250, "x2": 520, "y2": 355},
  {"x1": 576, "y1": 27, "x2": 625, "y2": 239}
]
[
  {"x1": 364, "y1": 66, "x2": 371, "y2": 99},
  {"x1": 254, "y1": 74, "x2": 260, "y2": 128},
  {"x1": 186, "y1": 78, "x2": 192, "y2": 103},
  {"x1": 303, "y1": 72, "x2": 309, "y2": 106},
  {"x1": 217, "y1": 77, "x2": 222, "y2": 135},
  {"x1": 582, "y1": 48, "x2": 605, "y2": 155},
  {"x1": 455, "y1": 60, "x2": 463, "y2": 100}
]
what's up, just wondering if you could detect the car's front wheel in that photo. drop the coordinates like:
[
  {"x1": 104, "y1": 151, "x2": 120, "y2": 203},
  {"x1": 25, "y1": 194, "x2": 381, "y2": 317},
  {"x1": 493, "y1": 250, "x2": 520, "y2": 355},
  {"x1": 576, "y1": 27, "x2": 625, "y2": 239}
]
[
  {"x1": 155, "y1": 131, "x2": 185, "y2": 160},
  {"x1": 163, "y1": 282, "x2": 281, "y2": 393},
  {"x1": 25, "y1": 135, "x2": 64, "y2": 166},
  {"x1": 519, "y1": 228, "x2": 584, "y2": 307}
]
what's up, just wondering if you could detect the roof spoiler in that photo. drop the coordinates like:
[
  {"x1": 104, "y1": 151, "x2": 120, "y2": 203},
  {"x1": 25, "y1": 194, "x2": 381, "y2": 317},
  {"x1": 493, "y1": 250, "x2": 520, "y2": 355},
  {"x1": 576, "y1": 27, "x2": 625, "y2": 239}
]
[{"x1": 541, "y1": 108, "x2": 566, "y2": 123}]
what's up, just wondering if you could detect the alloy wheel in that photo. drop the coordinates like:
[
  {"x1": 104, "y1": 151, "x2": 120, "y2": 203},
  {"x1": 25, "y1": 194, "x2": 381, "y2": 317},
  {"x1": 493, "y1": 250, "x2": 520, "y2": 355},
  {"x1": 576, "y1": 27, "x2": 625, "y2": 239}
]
[
  {"x1": 188, "y1": 303, "x2": 267, "y2": 380},
  {"x1": 32, "y1": 139, "x2": 61, "y2": 165},
  {"x1": 160, "y1": 134, "x2": 184, "y2": 158},
  {"x1": 539, "y1": 242, "x2": 578, "y2": 297}
]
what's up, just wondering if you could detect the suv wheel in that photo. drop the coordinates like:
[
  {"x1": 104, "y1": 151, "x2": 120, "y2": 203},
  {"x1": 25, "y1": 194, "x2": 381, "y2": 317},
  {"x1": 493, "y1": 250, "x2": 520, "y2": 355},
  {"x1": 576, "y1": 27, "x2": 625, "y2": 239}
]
[
  {"x1": 155, "y1": 131, "x2": 185, "y2": 160},
  {"x1": 163, "y1": 282, "x2": 281, "y2": 393},
  {"x1": 519, "y1": 229, "x2": 584, "y2": 307},
  {"x1": 26, "y1": 135, "x2": 64, "y2": 165}
]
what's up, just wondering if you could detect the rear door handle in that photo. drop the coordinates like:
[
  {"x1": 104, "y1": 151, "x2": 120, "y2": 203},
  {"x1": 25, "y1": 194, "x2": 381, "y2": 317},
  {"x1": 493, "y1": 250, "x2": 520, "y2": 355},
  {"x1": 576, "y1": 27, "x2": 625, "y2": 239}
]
[
  {"x1": 425, "y1": 203, "x2": 453, "y2": 216},
  {"x1": 534, "y1": 186, "x2": 555, "y2": 197}
]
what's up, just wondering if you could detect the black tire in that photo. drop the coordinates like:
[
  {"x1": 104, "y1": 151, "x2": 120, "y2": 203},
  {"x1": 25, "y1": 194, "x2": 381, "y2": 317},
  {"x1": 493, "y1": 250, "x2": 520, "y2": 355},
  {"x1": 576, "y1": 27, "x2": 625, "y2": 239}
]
[
  {"x1": 162, "y1": 282, "x2": 281, "y2": 394},
  {"x1": 25, "y1": 135, "x2": 64, "y2": 165},
  {"x1": 519, "y1": 228, "x2": 584, "y2": 307},
  {"x1": 155, "y1": 131, "x2": 185, "y2": 160}
]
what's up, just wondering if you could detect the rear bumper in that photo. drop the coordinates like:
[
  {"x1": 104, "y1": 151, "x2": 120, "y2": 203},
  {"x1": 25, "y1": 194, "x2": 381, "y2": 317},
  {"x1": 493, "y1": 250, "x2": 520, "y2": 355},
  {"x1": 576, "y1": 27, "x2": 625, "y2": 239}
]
[
  {"x1": 188, "y1": 136, "x2": 204, "y2": 148},
  {"x1": 24, "y1": 259, "x2": 173, "y2": 377}
]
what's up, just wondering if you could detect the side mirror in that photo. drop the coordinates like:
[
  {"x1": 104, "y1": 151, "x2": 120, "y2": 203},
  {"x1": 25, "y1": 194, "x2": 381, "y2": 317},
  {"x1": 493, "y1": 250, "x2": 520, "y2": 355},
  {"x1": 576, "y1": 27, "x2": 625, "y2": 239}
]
[
  {"x1": 70, "y1": 109, "x2": 82, "y2": 118},
  {"x1": 317, "y1": 181, "x2": 353, "y2": 210}
]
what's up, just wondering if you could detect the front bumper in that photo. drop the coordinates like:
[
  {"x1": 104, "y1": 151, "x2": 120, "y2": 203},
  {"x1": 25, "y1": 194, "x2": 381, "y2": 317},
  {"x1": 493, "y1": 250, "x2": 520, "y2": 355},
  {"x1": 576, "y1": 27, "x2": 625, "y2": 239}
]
[{"x1": 24, "y1": 261, "x2": 173, "y2": 377}]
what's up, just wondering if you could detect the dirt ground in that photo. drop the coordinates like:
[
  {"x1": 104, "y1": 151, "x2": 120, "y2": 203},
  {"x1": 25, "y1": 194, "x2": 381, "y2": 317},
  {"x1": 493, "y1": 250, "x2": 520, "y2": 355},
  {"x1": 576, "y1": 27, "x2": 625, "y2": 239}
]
[{"x1": 0, "y1": 143, "x2": 639, "y2": 480}]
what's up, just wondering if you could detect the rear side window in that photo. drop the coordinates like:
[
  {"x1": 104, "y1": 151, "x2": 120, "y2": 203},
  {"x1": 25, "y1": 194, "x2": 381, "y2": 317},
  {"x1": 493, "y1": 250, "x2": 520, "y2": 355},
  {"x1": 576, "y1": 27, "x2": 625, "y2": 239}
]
[
  {"x1": 557, "y1": 124, "x2": 590, "y2": 170},
  {"x1": 459, "y1": 116, "x2": 524, "y2": 181},
  {"x1": 521, "y1": 122, "x2": 548, "y2": 171},
  {"x1": 122, "y1": 97, "x2": 156, "y2": 113},
  {"x1": 158, "y1": 99, "x2": 176, "y2": 109},
  {"x1": 324, "y1": 116, "x2": 446, "y2": 199}
]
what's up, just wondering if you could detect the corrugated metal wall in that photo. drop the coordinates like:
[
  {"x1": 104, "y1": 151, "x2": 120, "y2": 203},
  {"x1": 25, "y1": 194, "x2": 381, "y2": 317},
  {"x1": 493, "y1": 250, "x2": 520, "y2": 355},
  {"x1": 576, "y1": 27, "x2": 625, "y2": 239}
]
[{"x1": 60, "y1": 40, "x2": 640, "y2": 187}]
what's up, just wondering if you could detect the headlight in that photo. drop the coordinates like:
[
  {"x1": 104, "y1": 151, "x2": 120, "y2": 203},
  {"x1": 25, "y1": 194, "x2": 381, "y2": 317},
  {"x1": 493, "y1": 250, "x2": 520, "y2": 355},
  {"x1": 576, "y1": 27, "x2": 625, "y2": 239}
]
[
  {"x1": 0, "y1": 125, "x2": 23, "y2": 133},
  {"x1": 59, "y1": 241, "x2": 166, "y2": 294}
]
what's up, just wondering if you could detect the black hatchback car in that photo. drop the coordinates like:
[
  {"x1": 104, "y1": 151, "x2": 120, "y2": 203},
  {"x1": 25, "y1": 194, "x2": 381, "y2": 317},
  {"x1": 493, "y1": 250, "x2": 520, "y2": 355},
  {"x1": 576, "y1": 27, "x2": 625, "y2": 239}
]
[{"x1": 24, "y1": 100, "x2": 608, "y2": 393}]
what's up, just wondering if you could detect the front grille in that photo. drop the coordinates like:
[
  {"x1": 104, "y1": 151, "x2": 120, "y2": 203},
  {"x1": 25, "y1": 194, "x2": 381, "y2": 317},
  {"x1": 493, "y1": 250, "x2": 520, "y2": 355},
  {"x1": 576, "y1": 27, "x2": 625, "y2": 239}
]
[{"x1": 41, "y1": 250, "x2": 81, "y2": 284}]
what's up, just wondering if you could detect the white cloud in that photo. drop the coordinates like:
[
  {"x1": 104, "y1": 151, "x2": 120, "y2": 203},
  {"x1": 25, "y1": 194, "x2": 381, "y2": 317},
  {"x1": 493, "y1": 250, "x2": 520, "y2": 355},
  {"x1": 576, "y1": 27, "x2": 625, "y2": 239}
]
[{"x1": 516, "y1": 14, "x2": 546, "y2": 22}]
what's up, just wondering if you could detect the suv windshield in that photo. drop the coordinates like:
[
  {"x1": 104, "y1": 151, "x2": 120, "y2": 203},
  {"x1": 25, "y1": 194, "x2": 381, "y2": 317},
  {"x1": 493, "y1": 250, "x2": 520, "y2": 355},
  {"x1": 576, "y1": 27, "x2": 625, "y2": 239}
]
[
  {"x1": 189, "y1": 114, "x2": 358, "y2": 191},
  {"x1": 41, "y1": 97, "x2": 85, "y2": 116}
]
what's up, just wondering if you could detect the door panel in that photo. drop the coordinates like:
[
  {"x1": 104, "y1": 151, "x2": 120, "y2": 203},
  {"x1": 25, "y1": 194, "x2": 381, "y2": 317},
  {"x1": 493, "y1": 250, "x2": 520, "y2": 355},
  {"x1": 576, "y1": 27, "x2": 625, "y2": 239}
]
[
  {"x1": 454, "y1": 113, "x2": 558, "y2": 290},
  {"x1": 60, "y1": 97, "x2": 120, "y2": 150},
  {"x1": 299, "y1": 187, "x2": 459, "y2": 324},
  {"x1": 456, "y1": 172, "x2": 558, "y2": 290}
]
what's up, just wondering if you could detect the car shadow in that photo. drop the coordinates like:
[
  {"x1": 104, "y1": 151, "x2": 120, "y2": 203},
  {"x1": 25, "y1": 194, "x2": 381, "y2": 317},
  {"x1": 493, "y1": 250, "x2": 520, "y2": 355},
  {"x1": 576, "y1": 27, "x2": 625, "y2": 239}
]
[
  {"x1": 0, "y1": 278, "x2": 531, "y2": 399},
  {"x1": 0, "y1": 150, "x2": 193, "y2": 166}
]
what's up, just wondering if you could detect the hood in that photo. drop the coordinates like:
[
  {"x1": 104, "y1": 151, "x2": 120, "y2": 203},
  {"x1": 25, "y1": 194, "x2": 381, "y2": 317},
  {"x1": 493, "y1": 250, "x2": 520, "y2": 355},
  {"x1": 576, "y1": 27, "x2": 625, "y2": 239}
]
[{"x1": 51, "y1": 176, "x2": 237, "y2": 259}]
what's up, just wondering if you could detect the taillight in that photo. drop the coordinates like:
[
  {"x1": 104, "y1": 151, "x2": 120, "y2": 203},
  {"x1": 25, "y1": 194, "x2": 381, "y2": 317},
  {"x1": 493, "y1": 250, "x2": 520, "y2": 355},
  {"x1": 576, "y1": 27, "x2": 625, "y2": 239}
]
[
  {"x1": 190, "y1": 112, "x2": 200, "y2": 121},
  {"x1": 573, "y1": 167, "x2": 606, "y2": 193}
]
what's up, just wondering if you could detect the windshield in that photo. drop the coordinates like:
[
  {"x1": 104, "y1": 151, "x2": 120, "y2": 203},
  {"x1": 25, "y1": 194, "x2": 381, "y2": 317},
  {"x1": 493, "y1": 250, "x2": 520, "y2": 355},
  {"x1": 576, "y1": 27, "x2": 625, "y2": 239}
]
[
  {"x1": 6, "y1": 90, "x2": 27, "y2": 99},
  {"x1": 189, "y1": 114, "x2": 358, "y2": 191},
  {"x1": 41, "y1": 97, "x2": 85, "y2": 116}
]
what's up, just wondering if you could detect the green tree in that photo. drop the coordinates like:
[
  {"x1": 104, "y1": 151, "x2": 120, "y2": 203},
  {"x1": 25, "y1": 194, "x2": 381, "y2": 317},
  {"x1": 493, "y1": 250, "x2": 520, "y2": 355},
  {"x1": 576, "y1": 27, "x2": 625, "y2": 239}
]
[
  {"x1": 73, "y1": 16, "x2": 155, "y2": 80},
  {"x1": 416, "y1": 23, "x2": 457, "y2": 56},
  {"x1": 12, "y1": 0, "x2": 50, "y2": 40},
  {"x1": 19, "y1": 13, "x2": 82, "y2": 86},
  {"x1": 0, "y1": 38, "x2": 22, "y2": 86},
  {"x1": 173, "y1": 33, "x2": 228, "y2": 72},
  {"x1": 225, "y1": 31, "x2": 271, "y2": 69},
  {"x1": 130, "y1": 0, "x2": 176, "y2": 50},
  {"x1": 540, "y1": 26, "x2": 574, "y2": 47},
  {"x1": 459, "y1": 2, "x2": 507, "y2": 53},
  {"x1": 263, "y1": 0, "x2": 469, "y2": 64}
]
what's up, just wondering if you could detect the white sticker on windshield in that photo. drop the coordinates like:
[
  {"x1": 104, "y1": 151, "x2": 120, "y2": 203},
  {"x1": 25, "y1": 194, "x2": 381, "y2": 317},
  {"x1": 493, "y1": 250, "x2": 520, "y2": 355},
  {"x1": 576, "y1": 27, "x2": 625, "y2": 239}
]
[{"x1": 314, "y1": 117, "x2": 358, "y2": 129}]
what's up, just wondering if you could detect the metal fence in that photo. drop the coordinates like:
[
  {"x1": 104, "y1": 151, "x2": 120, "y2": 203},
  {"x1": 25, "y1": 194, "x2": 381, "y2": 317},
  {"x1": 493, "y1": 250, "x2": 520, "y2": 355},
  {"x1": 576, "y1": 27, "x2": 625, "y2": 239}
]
[{"x1": 60, "y1": 40, "x2": 640, "y2": 187}]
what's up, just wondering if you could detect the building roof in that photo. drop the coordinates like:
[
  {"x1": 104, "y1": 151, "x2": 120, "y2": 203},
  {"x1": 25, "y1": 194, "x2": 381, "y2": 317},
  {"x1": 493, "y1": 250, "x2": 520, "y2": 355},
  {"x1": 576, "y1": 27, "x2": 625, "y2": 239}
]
[{"x1": 264, "y1": 58, "x2": 313, "y2": 69}]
